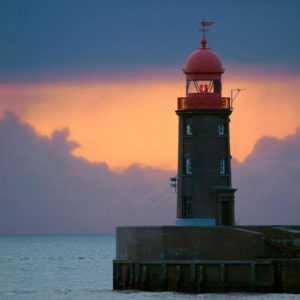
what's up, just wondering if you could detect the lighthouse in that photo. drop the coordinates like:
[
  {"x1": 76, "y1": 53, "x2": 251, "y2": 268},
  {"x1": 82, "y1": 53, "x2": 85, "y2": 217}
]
[
  {"x1": 176, "y1": 21, "x2": 236, "y2": 226},
  {"x1": 114, "y1": 23, "x2": 300, "y2": 293}
]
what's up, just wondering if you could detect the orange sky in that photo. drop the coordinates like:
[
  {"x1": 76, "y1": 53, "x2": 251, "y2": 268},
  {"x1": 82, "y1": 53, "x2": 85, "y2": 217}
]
[{"x1": 0, "y1": 69, "x2": 299, "y2": 170}]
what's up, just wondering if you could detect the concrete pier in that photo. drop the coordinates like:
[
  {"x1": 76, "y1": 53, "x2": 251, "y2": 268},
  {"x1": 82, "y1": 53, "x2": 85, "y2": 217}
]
[{"x1": 113, "y1": 226, "x2": 300, "y2": 293}]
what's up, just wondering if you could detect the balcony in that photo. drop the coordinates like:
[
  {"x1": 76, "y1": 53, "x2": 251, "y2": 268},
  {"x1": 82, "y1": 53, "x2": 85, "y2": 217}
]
[{"x1": 177, "y1": 95, "x2": 232, "y2": 111}]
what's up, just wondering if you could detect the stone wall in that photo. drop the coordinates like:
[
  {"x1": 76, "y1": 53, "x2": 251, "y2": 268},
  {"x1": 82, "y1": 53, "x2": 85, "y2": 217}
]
[{"x1": 116, "y1": 226, "x2": 265, "y2": 261}]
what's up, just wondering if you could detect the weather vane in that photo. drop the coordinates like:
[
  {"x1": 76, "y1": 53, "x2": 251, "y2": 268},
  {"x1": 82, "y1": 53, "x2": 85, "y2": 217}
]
[
  {"x1": 199, "y1": 20, "x2": 214, "y2": 48},
  {"x1": 200, "y1": 20, "x2": 214, "y2": 38}
]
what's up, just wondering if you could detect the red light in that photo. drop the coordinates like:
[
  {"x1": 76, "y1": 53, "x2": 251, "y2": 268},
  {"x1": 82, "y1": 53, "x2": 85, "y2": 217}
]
[{"x1": 200, "y1": 84, "x2": 208, "y2": 93}]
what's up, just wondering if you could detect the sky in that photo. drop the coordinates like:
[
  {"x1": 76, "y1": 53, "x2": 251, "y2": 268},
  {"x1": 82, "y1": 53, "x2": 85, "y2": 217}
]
[
  {"x1": 1, "y1": 0, "x2": 300, "y2": 80},
  {"x1": 1, "y1": 1, "x2": 300, "y2": 169},
  {"x1": 0, "y1": 1, "x2": 300, "y2": 232},
  {"x1": 0, "y1": 112, "x2": 299, "y2": 233}
]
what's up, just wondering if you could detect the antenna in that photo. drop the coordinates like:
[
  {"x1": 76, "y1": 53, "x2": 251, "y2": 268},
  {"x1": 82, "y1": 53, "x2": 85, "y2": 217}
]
[{"x1": 230, "y1": 88, "x2": 245, "y2": 107}]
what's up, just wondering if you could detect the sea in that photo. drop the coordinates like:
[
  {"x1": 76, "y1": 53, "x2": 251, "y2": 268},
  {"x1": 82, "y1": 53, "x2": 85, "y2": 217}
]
[{"x1": 0, "y1": 235, "x2": 299, "y2": 300}]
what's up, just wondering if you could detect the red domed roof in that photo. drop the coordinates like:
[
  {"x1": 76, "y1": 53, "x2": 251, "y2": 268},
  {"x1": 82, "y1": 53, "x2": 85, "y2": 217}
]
[
  {"x1": 184, "y1": 48, "x2": 224, "y2": 74},
  {"x1": 183, "y1": 38, "x2": 224, "y2": 75}
]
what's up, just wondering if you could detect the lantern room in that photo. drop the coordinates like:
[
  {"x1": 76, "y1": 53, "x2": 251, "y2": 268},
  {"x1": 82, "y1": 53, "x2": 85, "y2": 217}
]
[{"x1": 177, "y1": 24, "x2": 231, "y2": 110}]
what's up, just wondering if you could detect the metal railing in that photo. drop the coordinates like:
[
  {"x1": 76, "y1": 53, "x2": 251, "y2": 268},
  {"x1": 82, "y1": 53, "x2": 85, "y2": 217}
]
[{"x1": 177, "y1": 96, "x2": 232, "y2": 110}]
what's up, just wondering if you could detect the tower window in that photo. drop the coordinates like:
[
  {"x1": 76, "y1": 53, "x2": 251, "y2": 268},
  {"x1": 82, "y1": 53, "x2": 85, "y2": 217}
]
[
  {"x1": 186, "y1": 124, "x2": 192, "y2": 136},
  {"x1": 218, "y1": 123, "x2": 225, "y2": 136},
  {"x1": 185, "y1": 118, "x2": 192, "y2": 136},
  {"x1": 185, "y1": 157, "x2": 192, "y2": 175},
  {"x1": 219, "y1": 159, "x2": 226, "y2": 176},
  {"x1": 182, "y1": 196, "x2": 192, "y2": 217}
]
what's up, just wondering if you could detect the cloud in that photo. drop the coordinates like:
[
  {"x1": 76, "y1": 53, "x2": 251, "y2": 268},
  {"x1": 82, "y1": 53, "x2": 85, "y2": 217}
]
[
  {"x1": 0, "y1": 112, "x2": 299, "y2": 234},
  {"x1": 0, "y1": 112, "x2": 175, "y2": 234},
  {"x1": 234, "y1": 130, "x2": 300, "y2": 225}
]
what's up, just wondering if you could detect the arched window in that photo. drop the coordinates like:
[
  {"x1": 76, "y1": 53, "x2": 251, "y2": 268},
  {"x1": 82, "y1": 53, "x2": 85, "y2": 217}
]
[
  {"x1": 186, "y1": 124, "x2": 192, "y2": 136},
  {"x1": 219, "y1": 159, "x2": 226, "y2": 176},
  {"x1": 182, "y1": 196, "x2": 192, "y2": 217},
  {"x1": 218, "y1": 123, "x2": 225, "y2": 136},
  {"x1": 185, "y1": 157, "x2": 192, "y2": 175},
  {"x1": 185, "y1": 118, "x2": 192, "y2": 136}
]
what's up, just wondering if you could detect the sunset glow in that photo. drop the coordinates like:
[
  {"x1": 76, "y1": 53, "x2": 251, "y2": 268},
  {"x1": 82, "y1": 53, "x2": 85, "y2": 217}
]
[{"x1": 1, "y1": 70, "x2": 299, "y2": 169}]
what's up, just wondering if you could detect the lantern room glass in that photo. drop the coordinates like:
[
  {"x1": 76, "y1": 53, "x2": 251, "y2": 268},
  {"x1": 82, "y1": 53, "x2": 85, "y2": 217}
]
[{"x1": 186, "y1": 79, "x2": 221, "y2": 96}]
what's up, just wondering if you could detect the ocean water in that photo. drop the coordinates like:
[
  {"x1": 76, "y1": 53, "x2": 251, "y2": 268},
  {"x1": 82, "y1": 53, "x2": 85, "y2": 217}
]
[{"x1": 0, "y1": 235, "x2": 299, "y2": 300}]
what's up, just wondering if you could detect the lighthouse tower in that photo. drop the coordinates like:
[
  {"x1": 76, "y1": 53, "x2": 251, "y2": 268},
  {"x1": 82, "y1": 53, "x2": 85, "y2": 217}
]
[{"x1": 176, "y1": 22, "x2": 236, "y2": 226}]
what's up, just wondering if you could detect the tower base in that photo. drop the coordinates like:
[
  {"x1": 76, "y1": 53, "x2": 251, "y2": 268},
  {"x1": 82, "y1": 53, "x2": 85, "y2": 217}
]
[{"x1": 176, "y1": 218, "x2": 216, "y2": 226}]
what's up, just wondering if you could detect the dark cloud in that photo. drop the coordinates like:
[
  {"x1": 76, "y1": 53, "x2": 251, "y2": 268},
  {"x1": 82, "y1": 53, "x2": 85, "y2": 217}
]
[
  {"x1": 234, "y1": 131, "x2": 300, "y2": 225},
  {"x1": 0, "y1": 112, "x2": 175, "y2": 234},
  {"x1": 1, "y1": 0, "x2": 300, "y2": 81},
  {"x1": 0, "y1": 112, "x2": 299, "y2": 234}
]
